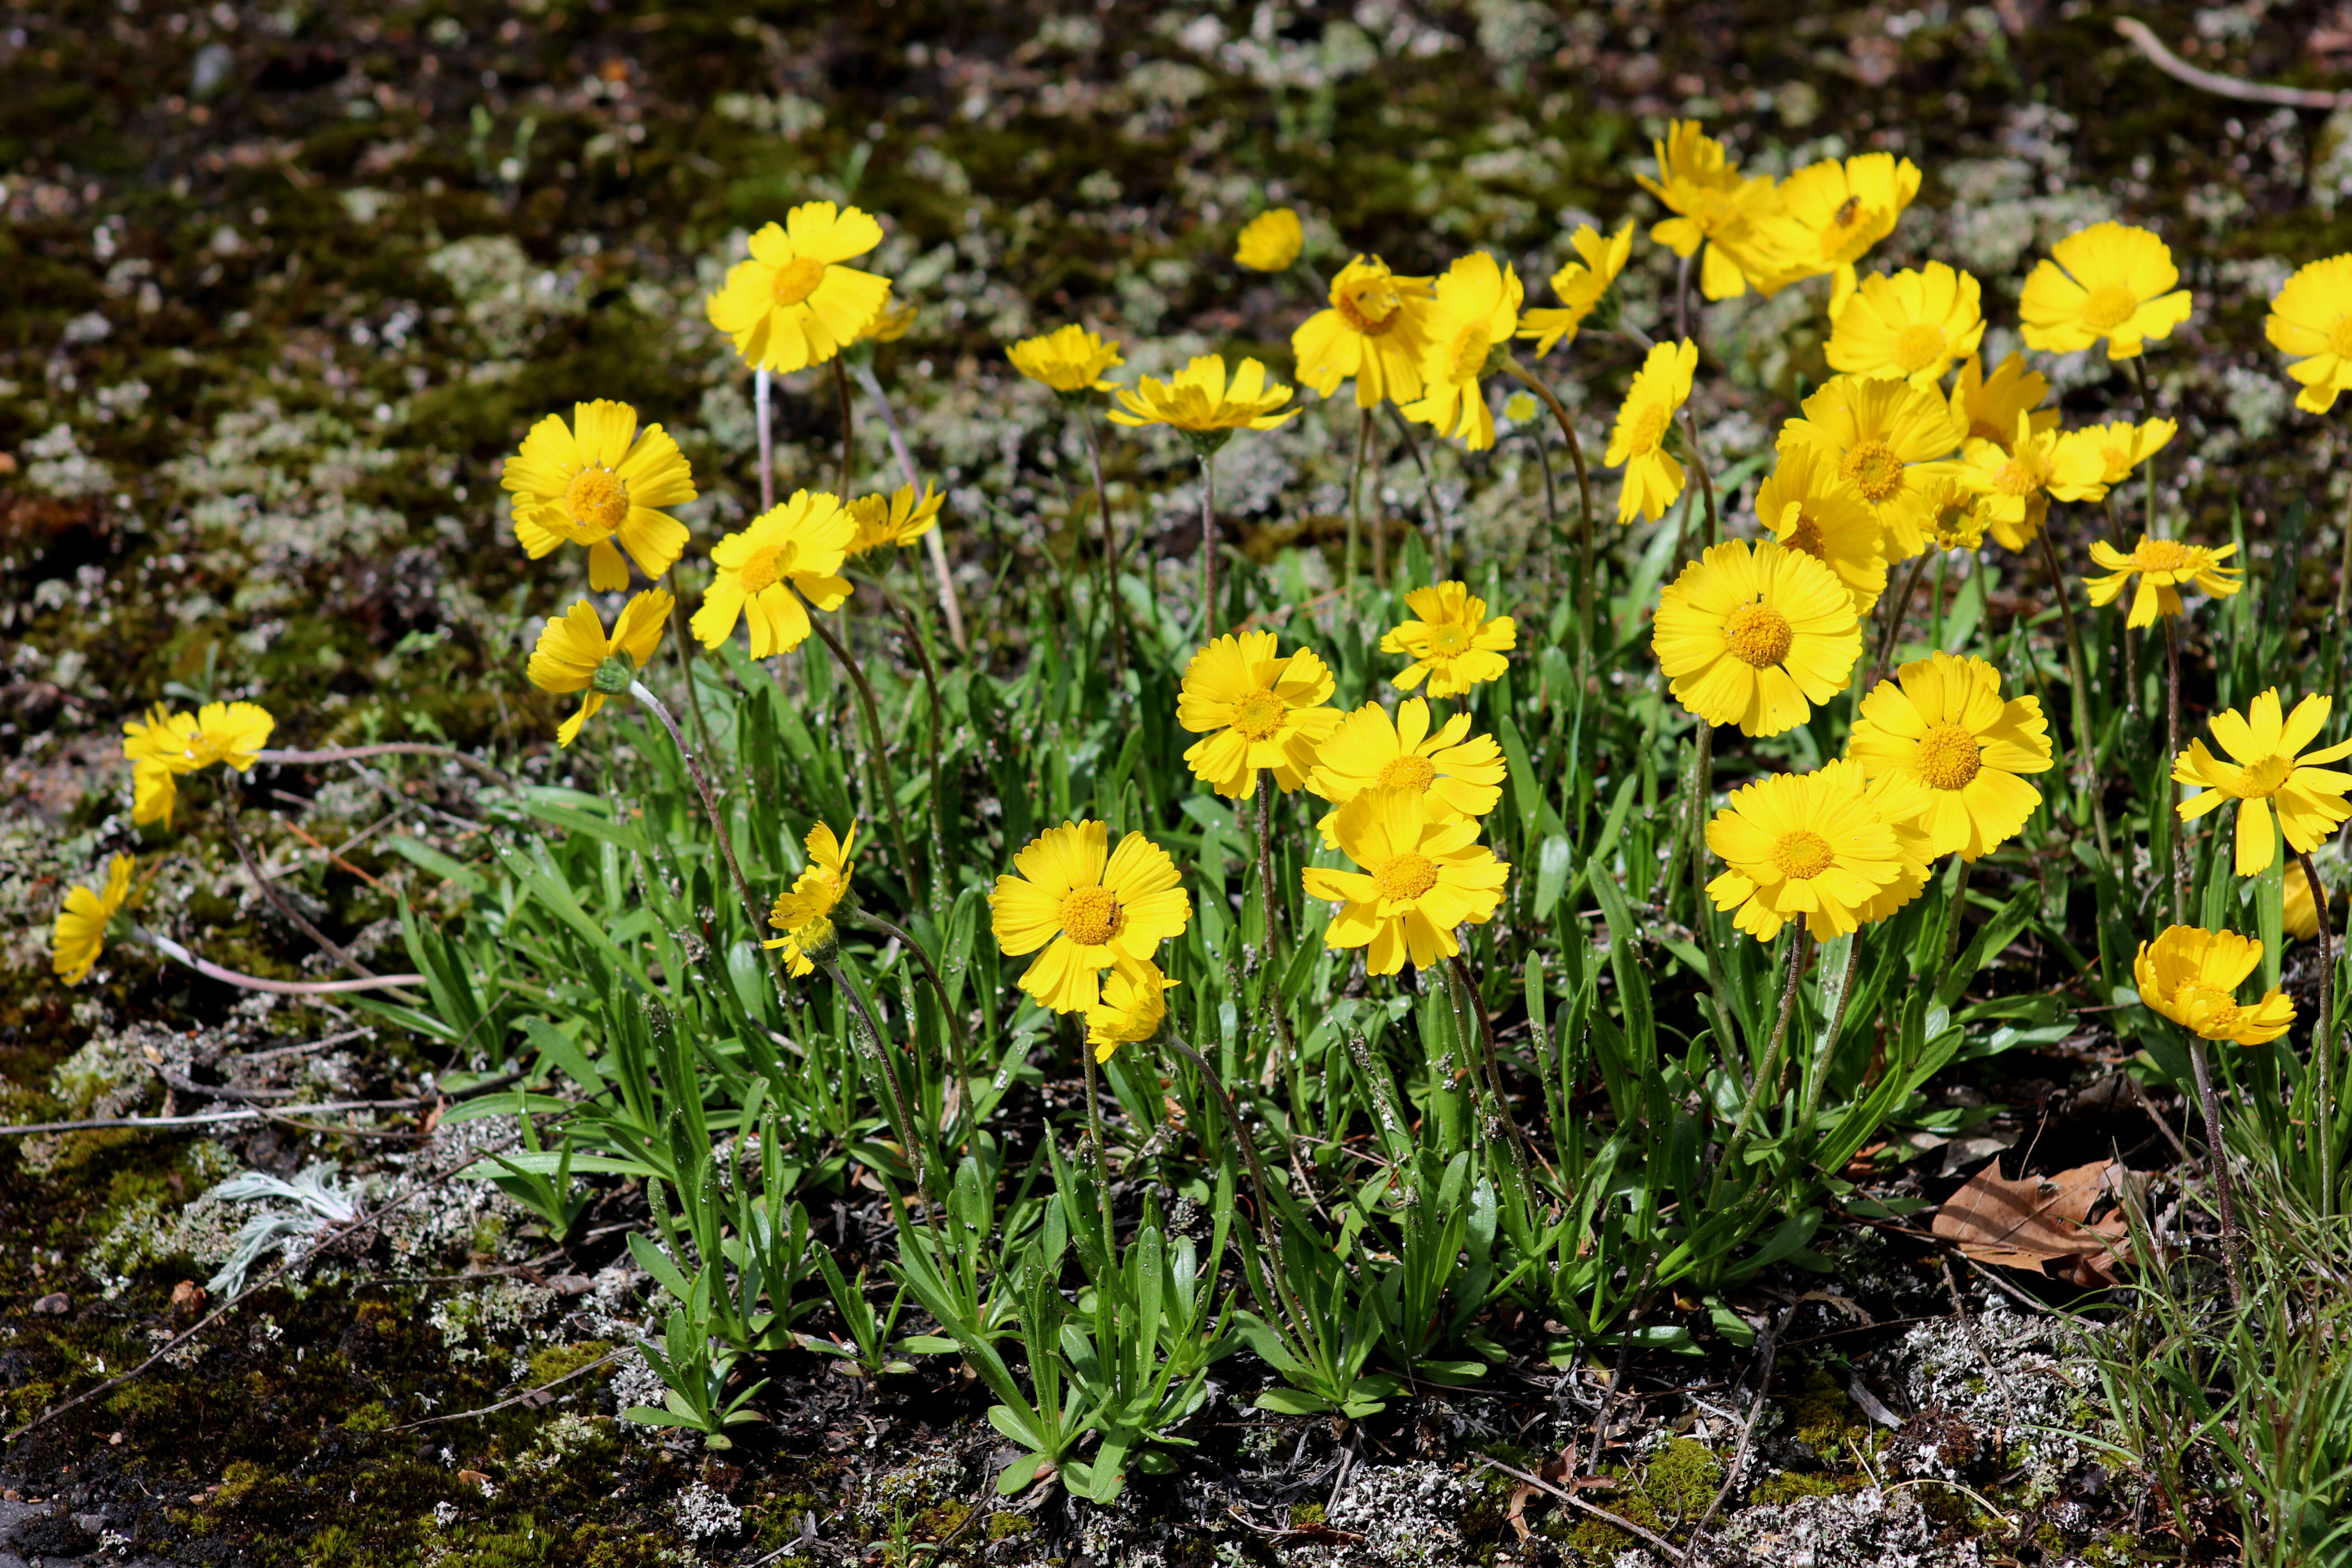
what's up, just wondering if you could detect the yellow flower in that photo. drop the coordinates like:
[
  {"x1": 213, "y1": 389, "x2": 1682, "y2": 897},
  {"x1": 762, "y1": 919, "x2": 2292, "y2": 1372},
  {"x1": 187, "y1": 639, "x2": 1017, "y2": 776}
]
[
  {"x1": 1921, "y1": 474, "x2": 1991, "y2": 553},
  {"x1": 1235, "y1": 207, "x2": 1303, "y2": 272},
  {"x1": 1749, "y1": 152, "x2": 1921, "y2": 308},
  {"x1": 1401, "y1": 253, "x2": 1524, "y2": 451},
  {"x1": 1947, "y1": 353, "x2": 2057, "y2": 450},
  {"x1": 2019, "y1": 221, "x2": 2193, "y2": 361},
  {"x1": 2175, "y1": 690, "x2": 2352, "y2": 876},
  {"x1": 527, "y1": 588, "x2": 674, "y2": 746},
  {"x1": 1107, "y1": 355, "x2": 1297, "y2": 441},
  {"x1": 990, "y1": 821, "x2": 1191, "y2": 1014},
  {"x1": 845, "y1": 480, "x2": 943, "y2": 556},
  {"x1": 1782, "y1": 374, "x2": 1965, "y2": 559},
  {"x1": 1706, "y1": 759, "x2": 1931, "y2": 942},
  {"x1": 1957, "y1": 412, "x2": 2108, "y2": 551},
  {"x1": 2287, "y1": 860, "x2": 2330, "y2": 942},
  {"x1": 857, "y1": 297, "x2": 917, "y2": 345},
  {"x1": 1604, "y1": 338, "x2": 1698, "y2": 524},
  {"x1": 690, "y1": 490, "x2": 856, "y2": 657},
  {"x1": 1825, "y1": 262, "x2": 1984, "y2": 388},
  {"x1": 705, "y1": 201, "x2": 893, "y2": 373},
  {"x1": 1847, "y1": 652, "x2": 2053, "y2": 862},
  {"x1": 1517, "y1": 221, "x2": 1634, "y2": 356},
  {"x1": 2267, "y1": 255, "x2": 2352, "y2": 413},
  {"x1": 1754, "y1": 436, "x2": 1888, "y2": 613},
  {"x1": 122, "y1": 700, "x2": 277, "y2": 828},
  {"x1": 2083, "y1": 535, "x2": 2244, "y2": 628},
  {"x1": 1301, "y1": 788, "x2": 1509, "y2": 975},
  {"x1": 2058, "y1": 418, "x2": 2176, "y2": 495},
  {"x1": 1307, "y1": 697, "x2": 1506, "y2": 848},
  {"x1": 1632, "y1": 120, "x2": 1784, "y2": 300},
  {"x1": 763, "y1": 822, "x2": 855, "y2": 976},
  {"x1": 1653, "y1": 539, "x2": 1861, "y2": 738},
  {"x1": 1381, "y1": 581, "x2": 1516, "y2": 697},
  {"x1": 52, "y1": 854, "x2": 133, "y2": 986},
  {"x1": 501, "y1": 401, "x2": 696, "y2": 592},
  {"x1": 1085, "y1": 960, "x2": 1177, "y2": 1063},
  {"x1": 1293, "y1": 255, "x2": 1436, "y2": 410},
  {"x1": 1007, "y1": 324, "x2": 1124, "y2": 395},
  {"x1": 1175, "y1": 632, "x2": 1342, "y2": 799},
  {"x1": 2134, "y1": 926, "x2": 2294, "y2": 1046}
]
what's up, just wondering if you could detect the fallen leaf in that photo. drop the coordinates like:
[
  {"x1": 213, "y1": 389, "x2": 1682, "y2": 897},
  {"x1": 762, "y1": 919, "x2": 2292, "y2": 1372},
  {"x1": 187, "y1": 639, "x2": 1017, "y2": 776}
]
[
  {"x1": 1931, "y1": 1157, "x2": 2131, "y2": 1286},
  {"x1": 1504, "y1": 1446, "x2": 1573, "y2": 1544}
]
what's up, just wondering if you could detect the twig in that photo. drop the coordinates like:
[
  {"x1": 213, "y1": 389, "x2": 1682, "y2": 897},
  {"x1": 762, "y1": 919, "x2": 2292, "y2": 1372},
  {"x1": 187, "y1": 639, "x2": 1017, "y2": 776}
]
[
  {"x1": 849, "y1": 357, "x2": 968, "y2": 653},
  {"x1": 1682, "y1": 1303, "x2": 1796, "y2": 1564},
  {"x1": 388, "y1": 1349, "x2": 622, "y2": 1431},
  {"x1": 135, "y1": 927, "x2": 427, "y2": 997},
  {"x1": 2113, "y1": 18, "x2": 2352, "y2": 109},
  {"x1": 1472, "y1": 1457, "x2": 1681, "y2": 1559},
  {"x1": 0, "y1": 1099, "x2": 428, "y2": 1137},
  {"x1": 253, "y1": 743, "x2": 514, "y2": 789},
  {"x1": 220, "y1": 796, "x2": 397, "y2": 988}
]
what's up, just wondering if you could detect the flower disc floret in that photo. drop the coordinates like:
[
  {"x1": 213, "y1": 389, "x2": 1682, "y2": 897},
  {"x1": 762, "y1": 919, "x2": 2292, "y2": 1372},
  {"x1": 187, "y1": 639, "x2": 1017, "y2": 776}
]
[
  {"x1": 1108, "y1": 355, "x2": 1297, "y2": 437},
  {"x1": 1783, "y1": 374, "x2": 1966, "y2": 559},
  {"x1": 2019, "y1": 221, "x2": 2193, "y2": 361},
  {"x1": 1705, "y1": 759, "x2": 1931, "y2": 941},
  {"x1": 1007, "y1": 324, "x2": 1124, "y2": 394},
  {"x1": 1235, "y1": 208, "x2": 1303, "y2": 271},
  {"x1": 2083, "y1": 534, "x2": 2243, "y2": 627},
  {"x1": 1400, "y1": 253, "x2": 1524, "y2": 451},
  {"x1": 691, "y1": 490, "x2": 856, "y2": 657},
  {"x1": 1826, "y1": 261, "x2": 1984, "y2": 387},
  {"x1": 2267, "y1": 254, "x2": 2352, "y2": 413},
  {"x1": 1604, "y1": 338, "x2": 1698, "y2": 524},
  {"x1": 1295, "y1": 256, "x2": 1436, "y2": 409}
]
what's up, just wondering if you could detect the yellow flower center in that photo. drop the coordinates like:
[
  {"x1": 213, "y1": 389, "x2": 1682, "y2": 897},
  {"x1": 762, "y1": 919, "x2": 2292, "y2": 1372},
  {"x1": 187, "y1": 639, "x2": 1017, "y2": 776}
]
[
  {"x1": 1841, "y1": 439, "x2": 1906, "y2": 504},
  {"x1": 1447, "y1": 323, "x2": 1491, "y2": 384},
  {"x1": 1627, "y1": 402, "x2": 1672, "y2": 456},
  {"x1": 565, "y1": 467, "x2": 629, "y2": 533},
  {"x1": 1335, "y1": 276, "x2": 1401, "y2": 336},
  {"x1": 2081, "y1": 284, "x2": 2139, "y2": 332},
  {"x1": 2330, "y1": 315, "x2": 2352, "y2": 359},
  {"x1": 1058, "y1": 885, "x2": 1125, "y2": 946},
  {"x1": 2132, "y1": 539, "x2": 2193, "y2": 572},
  {"x1": 2237, "y1": 755, "x2": 2293, "y2": 799},
  {"x1": 1377, "y1": 754, "x2": 1439, "y2": 792},
  {"x1": 770, "y1": 255, "x2": 828, "y2": 308},
  {"x1": 1892, "y1": 323, "x2": 1947, "y2": 374},
  {"x1": 1372, "y1": 852, "x2": 1440, "y2": 902},
  {"x1": 1786, "y1": 512, "x2": 1827, "y2": 561},
  {"x1": 2176, "y1": 982, "x2": 2242, "y2": 1033},
  {"x1": 2097, "y1": 442, "x2": 2132, "y2": 480},
  {"x1": 1722, "y1": 602, "x2": 1794, "y2": 668},
  {"x1": 739, "y1": 545, "x2": 786, "y2": 595},
  {"x1": 1229, "y1": 688, "x2": 1288, "y2": 741},
  {"x1": 1427, "y1": 623, "x2": 1471, "y2": 655},
  {"x1": 1772, "y1": 829, "x2": 1835, "y2": 880},
  {"x1": 183, "y1": 729, "x2": 220, "y2": 767},
  {"x1": 1684, "y1": 188, "x2": 1740, "y2": 234},
  {"x1": 1916, "y1": 722, "x2": 1983, "y2": 791},
  {"x1": 1994, "y1": 453, "x2": 2045, "y2": 498}
]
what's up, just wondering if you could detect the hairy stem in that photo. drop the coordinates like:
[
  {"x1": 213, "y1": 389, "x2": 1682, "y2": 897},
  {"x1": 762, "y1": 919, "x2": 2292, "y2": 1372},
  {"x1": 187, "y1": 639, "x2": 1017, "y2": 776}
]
[
  {"x1": 850, "y1": 357, "x2": 968, "y2": 654},
  {"x1": 2164, "y1": 616, "x2": 2191, "y2": 925},
  {"x1": 755, "y1": 367, "x2": 774, "y2": 514},
  {"x1": 2185, "y1": 1032, "x2": 2245, "y2": 1309},
  {"x1": 1200, "y1": 451, "x2": 1221, "y2": 642},
  {"x1": 2300, "y1": 848, "x2": 2340, "y2": 1219},
  {"x1": 1346, "y1": 408, "x2": 1372, "y2": 595},
  {"x1": 135, "y1": 928, "x2": 426, "y2": 995},
  {"x1": 832, "y1": 355, "x2": 856, "y2": 501},
  {"x1": 627, "y1": 681, "x2": 770, "y2": 944},
  {"x1": 2034, "y1": 527, "x2": 2115, "y2": 863},
  {"x1": 796, "y1": 594, "x2": 925, "y2": 909},
  {"x1": 1501, "y1": 357, "x2": 1597, "y2": 664}
]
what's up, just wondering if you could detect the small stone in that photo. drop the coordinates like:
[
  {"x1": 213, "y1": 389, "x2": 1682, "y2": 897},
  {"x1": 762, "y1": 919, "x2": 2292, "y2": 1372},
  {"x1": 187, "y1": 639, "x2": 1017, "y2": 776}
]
[{"x1": 30, "y1": 1293, "x2": 68, "y2": 1315}]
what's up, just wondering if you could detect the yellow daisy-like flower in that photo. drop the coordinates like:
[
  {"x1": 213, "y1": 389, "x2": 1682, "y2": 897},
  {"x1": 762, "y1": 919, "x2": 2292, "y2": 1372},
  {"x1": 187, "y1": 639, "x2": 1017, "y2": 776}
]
[
  {"x1": 1750, "y1": 152, "x2": 1921, "y2": 307},
  {"x1": 1754, "y1": 436, "x2": 1888, "y2": 613},
  {"x1": 1235, "y1": 207, "x2": 1303, "y2": 272},
  {"x1": 2058, "y1": 417, "x2": 2176, "y2": 495},
  {"x1": 122, "y1": 700, "x2": 278, "y2": 827},
  {"x1": 690, "y1": 490, "x2": 856, "y2": 657},
  {"x1": 1301, "y1": 788, "x2": 1510, "y2": 975},
  {"x1": 762, "y1": 822, "x2": 856, "y2": 976},
  {"x1": 1517, "y1": 221, "x2": 1635, "y2": 356},
  {"x1": 1006, "y1": 324, "x2": 1124, "y2": 395},
  {"x1": 2083, "y1": 535, "x2": 2244, "y2": 628},
  {"x1": 1782, "y1": 374, "x2": 1965, "y2": 559},
  {"x1": 844, "y1": 480, "x2": 943, "y2": 556},
  {"x1": 857, "y1": 297, "x2": 917, "y2": 345},
  {"x1": 1825, "y1": 262, "x2": 1984, "y2": 388},
  {"x1": 500, "y1": 401, "x2": 696, "y2": 592},
  {"x1": 1107, "y1": 355, "x2": 1297, "y2": 441},
  {"x1": 1381, "y1": 581, "x2": 1516, "y2": 697},
  {"x1": 2019, "y1": 220, "x2": 2194, "y2": 362},
  {"x1": 990, "y1": 821, "x2": 1191, "y2": 1014},
  {"x1": 1947, "y1": 353, "x2": 2057, "y2": 451},
  {"x1": 1632, "y1": 120, "x2": 1785, "y2": 300},
  {"x1": 1175, "y1": 632, "x2": 1342, "y2": 799},
  {"x1": 2267, "y1": 255, "x2": 2352, "y2": 413},
  {"x1": 52, "y1": 854, "x2": 134, "y2": 986},
  {"x1": 1604, "y1": 338, "x2": 1698, "y2": 524},
  {"x1": 1653, "y1": 539, "x2": 1861, "y2": 738},
  {"x1": 2287, "y1": 860, "x2": 2330, "y2": 942},
  {"x1": 2175, "y1": 690, "x2": 2352, "y2": 876},
  {"x1": 526, "y1": 587, "x2": 673, "y2": 747},
  {"x1": 1401, "y1": 253, "x2": 1525, "y2": 451},
  {"x1": 705, "y1": 201, "x2": 892, "y2": 374},
  {"x1": 1706, "y1": 759, "x2": 1931, "y2": 942},
  {"x1": 1957, "y1": 412, "x2": 2108, "y2": 552},
  {"x1": 1085, "y1": 960, "x2": 1177, "y2": 1064},
  {"x1": 1293, "y1": 255, "x2": 1436, "y2": 410},
  {"x1": 1307, "y1": 697, "x2": 1506, "y2": 848},
  {"x1": 2134, "y1": 926, "x2": 2295, "y2": 1046},
  {"x1": 1921, "y1": 473, "x2": 1991, "y2": 553},
  {"x1": 1847, "y1": 652, "x2": 2053, "y2": 862}
]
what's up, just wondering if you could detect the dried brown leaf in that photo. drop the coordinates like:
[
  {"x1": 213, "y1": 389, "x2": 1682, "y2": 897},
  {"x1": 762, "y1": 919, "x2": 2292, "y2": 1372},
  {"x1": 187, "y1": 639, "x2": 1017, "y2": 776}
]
[{"x1": 1931, "y1": 1157, "x2": 2131, "y2": 1285}]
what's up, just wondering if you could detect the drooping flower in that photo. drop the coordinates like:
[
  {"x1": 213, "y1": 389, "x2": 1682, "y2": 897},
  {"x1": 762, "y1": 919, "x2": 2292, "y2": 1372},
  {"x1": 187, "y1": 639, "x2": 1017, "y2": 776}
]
[
  {"x1": 2175, "y1": 690, "x2": 2352, "y2": 876},
  {"x1": 1847, "y1": 652, "x2": 2053, "y2": 861},
  {"x1": 1749, "y1": 152, "x2": 1921, "y2": 309},
  {"x1": 1632, "y1": 120, "x2": 1784, "y2": 300},
  {"x1": 1381, "y1": 581, "x2": 1516, "y2": 697},
  {"x1": 501, "y1": 401, "x2": 697, "y2": 592},
  {"x1": 1956, "y1": 412, "x2": 2108, "y2": 551},
  {"x1": 1307, "y1": 697, "x2": 1506, "y2": 848},
  {"x1": 1948, "y1": 353, "x2": 2057, "y2": 450},
  {"x1": 1007, "y1": 324, "x2": 1124, "y2": 396},
  {"x1": 2019, "y1": 221, "x2": 2194, "y2": 361},
  {"x1": 2134, "y1": 926, "x2": 2295, "y2": 1046},
  {"x1": 705, "y1": 201, "x2": 893, "y2": 373},
  {"x1": 763, "y1": 822, "x2": 855, "y2": 976},
  {"x1": 856, "y1": 298, "x2": 917, "y2": 346},
  {"x1": 2057, "y1": 417, "x2": 2176, "y2": 495},
  {"x1": 844, "y1": 480, "x2": 943, "y2": 556},
  {"x1": 1175, "y1": 632, "x2": 1342, "y2": 799},
  {"x1": 52, "y1": 854, "x2": 133, "y2": 986},
  {"x1": 1401, "y1": 253, "x2": 1525, "y2": 451},
  {"x1": 2083, "y1": 536, "x2": 2244, "y2": 628},
  {"x1": 690, "y1": 491, "x2": 856, "y2": 657},
  {"x1": 1235, "y1": 208, "x2": 1304, "y2": 272},
  {"x1": 1653, "y1": 539, "x2": 1862, "y2": 738},
  {"x1": 1825, "y1": 262, "x2": 1984, "y2": 388},
  {"x1": 527, "y1": 588, "x2": 674, "y2": 746},
  {"x1": 122, "y1": 700, "x2": 278, "y2": 828},
  {"x1": 1604, "y1": 338, "x2": 1699, "y2": 524},
  {"x1": 1517, "y1": 222, "x2": 1635, "y2": 355},
  {"x1": 1293, "y1": 255, "x2": 1436, "y2": 409},
  {"x1": 1301, "y1": 787, "x2": 1509, "y2": 975},
  {"x1": 1754, "y1": 436, "x2": 1888, "y2": 613},
  {"x1": 1107, "y1": 355, "x2": 1297, "y2": 444},
  {"x1": 989, "y1": 820, "x2": 1191, "y2": 1014},
  {"x1": 1781, "y1": 374, "x2": 1965, "y2": 559},
  {"x1": 2287, "y1": 859, "x2": 2332, "y2": 942},
  {"x1": 1086, "y1": 960, "x2": 1177, "y2": 1063},
  {"x1": 1705, "y1": 759, "x2": 1931, "y2": 942},
  {"x1": 2266, "y1": 254, "x2": 2352, "y2": 413}
]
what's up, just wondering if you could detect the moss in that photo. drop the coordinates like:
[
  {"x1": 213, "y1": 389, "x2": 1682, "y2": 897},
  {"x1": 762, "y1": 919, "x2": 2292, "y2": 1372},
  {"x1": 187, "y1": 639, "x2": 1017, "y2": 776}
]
[
  {"x1": 524, "y1": 1339, "x2": 613, "y2": 1388},
  {"x1": 911, "y1": 1498, "x2": 973, "y2": 1541},
  {"x1": 1640, "y1": 1438, "x2": 1724, "y2": 1520},
  {"x1": 987, "y1": 1511, "x2": 1038, "y2": 1541},
  {"x1": 1786, "y1": 1365, "x2": 1872, "y2": 1459},
  {"x1": 1748, "y1": 1470, "x2": 1873, "y2": 1508},
  {"x1": 1287, "y1": 1501, "x2": 1326, "y2": 1529},
  {"x1": 342, "y1": 1401, "x2": 396, "y2": 1433}
]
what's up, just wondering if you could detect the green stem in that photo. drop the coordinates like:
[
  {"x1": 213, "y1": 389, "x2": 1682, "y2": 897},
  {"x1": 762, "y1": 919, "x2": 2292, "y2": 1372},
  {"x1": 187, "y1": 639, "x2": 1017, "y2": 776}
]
[
  {"x1": 821, "y1": 954, "x2": 941, "y2": 1226},
  {"x1": 1254, "y1": 775, "x2": 1300, "y2": 1091},
  {"x1": 848, "y1": 908, "x2": 975, "y2": 1161},
  {"x1": 832, "y1": 355, "x2": 856, "y2": 501},
  {"x1": 2185, "y1": 1032, "x2": 2244, "y2": 1310},
  {"x1": 627, "y1": 681, "x2": 769, "y2": 943},
  {"x1": 1708, "y1": 926, "x2": 1810, "y2": 1209},
  {"x1": 795, "y1": 591, "x2": 925, "y2": 909},
  {"x1": 2131, "y1": 356, "x2": 2160, "y2": 541},
  {"x1": 2164, "y1": 617, "x2": 2191, "y2": 926},
  {"x1": 2298, "y1": 848, "x2": 2339, "y2": 1220},
  {"x1": 1346, "y1": 407, "x2": 1372, "y2": 596},
  {"x1": 1083, "y1": 407, "x2": 1127, "y2": 672},
  {"x1": 1200, "y1": 452, "x2": 1221, "y2": 642},
  {"x1": 1501, "y1": 357, "x2": 1597, "y2": 668},
  {"x1": 2034, "y1": 527, "x2": 2114, "y2": 864}
]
